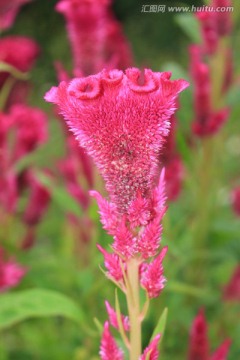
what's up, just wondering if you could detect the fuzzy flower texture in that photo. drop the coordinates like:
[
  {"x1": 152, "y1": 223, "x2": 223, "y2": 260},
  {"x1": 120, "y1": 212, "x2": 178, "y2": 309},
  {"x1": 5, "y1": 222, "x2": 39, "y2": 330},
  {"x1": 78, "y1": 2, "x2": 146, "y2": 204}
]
[{"x1": 45, "y1": 68, "x2": 188, "y2": 359}]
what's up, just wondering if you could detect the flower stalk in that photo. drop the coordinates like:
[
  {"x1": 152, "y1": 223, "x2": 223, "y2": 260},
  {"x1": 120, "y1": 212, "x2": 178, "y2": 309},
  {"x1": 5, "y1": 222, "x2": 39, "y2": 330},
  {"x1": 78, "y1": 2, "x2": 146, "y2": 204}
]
[{"x1": 126, "y1": 258, "x2": 142, "y2": 360}]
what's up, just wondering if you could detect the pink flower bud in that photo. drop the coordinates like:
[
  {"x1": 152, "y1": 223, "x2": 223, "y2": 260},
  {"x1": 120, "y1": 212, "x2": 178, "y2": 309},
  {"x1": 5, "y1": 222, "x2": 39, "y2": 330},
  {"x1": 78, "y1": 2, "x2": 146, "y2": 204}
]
[
  {"x1": 140, "y1": 334, "x2": 161, "y2": 360},
  {"x1": 100, "y1": 321, "x2": 124, "y2": 360}
]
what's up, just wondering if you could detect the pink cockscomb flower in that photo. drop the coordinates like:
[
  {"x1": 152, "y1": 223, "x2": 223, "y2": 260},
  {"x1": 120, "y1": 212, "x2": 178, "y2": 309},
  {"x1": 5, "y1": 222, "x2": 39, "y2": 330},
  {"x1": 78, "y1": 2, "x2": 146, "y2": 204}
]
[
  {"x1": 100, "y1": 321, "x2": 124, "y2": 360},
  {"x1": 56, "y1": 0, "x2": 132, "y2": 76},
  {"x1": 140, "y1": 246, "x2": 167, "y2": 298},
  {"x1": 97, "y1": 245, "x2": 125, "y2": 283},
  {"x1": 188, "y1": 310, "x2": 231, "y2": 360},
  {"x1": 231, "y1": 187, "x2": 240, "y2": 217},
  {"x1": 105, "y1": 301, "x2": 130, "y2": 331},
  {"x1": 188, "y1": 309, "x2": 209, "y2": 360},
  {"x1": 140, "y1": 334, "x2": 161, "y2": 360},
  {"x1": 56, "y1": 0, "x2": 110, "y2": 76},
  {"x1": 23, "y1": 171, "x2": 51, "y2": 226},
  {"x1": 0, "y1": 36, "x2": 40, "y2": 74},
  {"x1": 0, "y1": 248, "x2": 26, "y2": 292},
  {"x1": 211, "y1": 339, "x2": 231, "y2": 360},
  {"x1": 7, "y1": 104, "x2": 48, "y2": 160},
  {"x1": 161, "y1": 112, "x2": 184, "y2": 201},
  {"x1": 190, "y1": 45, "x2": 229, "y2": 137},
  {"x1": 223, "y1": 265, "x2": 240, "y2": 302},
  {"x1": 0, "y1": 0, "x2": 30, "y2": 31},
  {"x1": 196, "y1": 0, "x2": 232, "y2": 55},
  {"x1": 45, "y1": 68, "x2": 188, "y2": 214}
]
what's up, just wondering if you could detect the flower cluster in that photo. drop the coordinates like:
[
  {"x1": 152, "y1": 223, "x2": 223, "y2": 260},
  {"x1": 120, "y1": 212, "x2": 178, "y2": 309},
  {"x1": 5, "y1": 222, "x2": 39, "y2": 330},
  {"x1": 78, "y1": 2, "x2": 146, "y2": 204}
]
[
  {"x1": 0, "y1": 8, "x2": 50, "y2": 290},
  {"x1": 231, "y1": 187, "x2": 240, "y2": 217},
  {"x1": 190, "y1": 0, "x2": 232, "y2": 137},
  {"x1": 45, "y1": 67, "x2": 188, "y2": 358},
  {"x1": 56, "y1": 0, "x2": 132, "y2": 77},
  {"x1": 223, "y1": 265, "x2": 240, "y2": 302},
  {"x1": 188, "y1": 309, "x2": 231, "y2": 360}
]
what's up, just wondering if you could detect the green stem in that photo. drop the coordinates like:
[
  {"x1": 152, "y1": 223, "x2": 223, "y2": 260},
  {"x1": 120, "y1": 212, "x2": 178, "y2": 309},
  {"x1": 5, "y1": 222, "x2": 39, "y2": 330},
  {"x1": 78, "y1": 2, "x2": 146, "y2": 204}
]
[{"x1": 126, "y1": 257, "x2": 141, "y2": 360}]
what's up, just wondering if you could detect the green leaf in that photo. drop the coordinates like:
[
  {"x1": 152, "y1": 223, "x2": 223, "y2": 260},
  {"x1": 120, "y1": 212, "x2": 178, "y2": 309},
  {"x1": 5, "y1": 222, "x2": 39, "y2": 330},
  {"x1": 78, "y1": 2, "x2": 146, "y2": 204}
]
[
  {"x1": 150, "y1": 308, "x2": 168, "y2": 344},
  {"x1": 0, "y1": 289, "x2": 85, "y2": 330},
  {"x1": 175, "y1": 14, "x2": 201, "y2": 43},
  {"x1": 37, "y1": 172, "x2": 83, "y2": 217}
]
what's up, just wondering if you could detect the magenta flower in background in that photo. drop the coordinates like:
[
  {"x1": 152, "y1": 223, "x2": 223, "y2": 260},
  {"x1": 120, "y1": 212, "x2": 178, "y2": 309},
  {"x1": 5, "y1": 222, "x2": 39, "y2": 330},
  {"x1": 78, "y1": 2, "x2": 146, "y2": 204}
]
[
  {"x1": 196, "y1": 0, "x2": 232, "y2": 55},
  {"x1": 223, "y1": 265, "x2": 240, "y2": 302},
  {"x1": 55, "y1": 0, "x2": 132, "y2": 76},
  {"x1": 188, "y1": 309, "x2": 209, "y2": 360},
  {"x1": 23, "y1": 171, "x2": 51, "y2": 227},
  {"x1": 0, "y1": 0, "x2": 30, "y2": 31},
  {"x1": 45, "y1": 68, "x2": 188, "y2": 213},
  {"x1": 0, "y1": 36, "x2": 40, "y2": 75},
  {"x1": 0, "y1": 248, "x2": 26, "y2": 292},
  {"x1": 0, "y1": 36, "x2": 40, "y2": 108},
  {"x1": 190, "y1": 45, "x2": 229, "y2": 137},
  {"x1": 188, "y1": 309, "x2": 231, "y2": 360},
  {"x1": 0, "y1": 104, "x2": 48, "y2": 216},
  {"x1": 161, "y1": 113, "x2": 184, "y2": 201},
  {"x1": 231, "y1": 187, "x2": 240, "y2": 217},
  {"x1": 6, "y1": 104, "x2": 48, "y2": 161}
]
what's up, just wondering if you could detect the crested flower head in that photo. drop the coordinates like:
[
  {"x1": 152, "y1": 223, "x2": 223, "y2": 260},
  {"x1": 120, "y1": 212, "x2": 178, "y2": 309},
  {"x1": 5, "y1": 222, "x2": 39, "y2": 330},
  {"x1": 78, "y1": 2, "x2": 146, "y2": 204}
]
[
  {"x1": 100, "y1": 321, "x2": 124, "y2": 360},
  {"x1": 45, "y1": 68, "x2": 188, "y2": 214}
]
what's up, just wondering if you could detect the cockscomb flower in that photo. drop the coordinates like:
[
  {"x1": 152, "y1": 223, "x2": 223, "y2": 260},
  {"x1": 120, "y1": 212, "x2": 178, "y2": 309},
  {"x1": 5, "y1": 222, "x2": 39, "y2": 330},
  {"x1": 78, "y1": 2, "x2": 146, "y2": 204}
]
[
  {"x1": 0, "y1": 0, "x2": 30, "y2": 31},
  {"x1": 23, "y1": 171, "x2": 51, "y2": 226},
  {"x1": 105, "y1": 301, "x2": 130, "y2": 331},
  {"x1": 0, "y1": 248, "x2": 26, "y2": 292},
  {"x1": 6, "y1": 104, "x2": 48, "y2": 160},
  {"x1": 190, "y1": 45, "x2": 229, "y2": 137},
  {"x1": 0, "y1": 36, "x2": 40, "y2": 75},
  {"x1": 231, "y1": 187, "x2": 240, "y2": 217},
  {"x1": 140, "y1": 246, "x2": 168, "y2": 298},
  {"x1": 97, "y1": 245, "x2": 125, "y2": 283},
  {"x1": 56, "y1": 0, "x2": 110, "y2": 76},
  {"x1": 160, "y1": 112, "x2": 184, "y2": 201},
  {"x1": 56, "y1": 0, "x2": 132, "y2": 76},
  {"x1": 196, "y1": 0, "x2": 232, "y2": 55},
  {"x1": 188, "y1": 309, "x2": 209, "y2": 360},
  {"x1": 188, "y1": 309, "x2": 231, "y2": 360},
  {"x1": 93, "y1": 169, "x2": 167, "y2": 261},
  {"x1": 45, "y1": 68, "x2": 188, "y2": 214},
  {"x1": 223, "y1": 264, "x2": 240, "y2": 302},
  {"x1": 211, "y1": 339, "x2": 231, "y2": 360},
  {"x1": 140, "y1": 334, "x2": 161, "y2": 360},
  {"x1": 100, "y1": 321, "x2": 124, "y2": 360}
]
